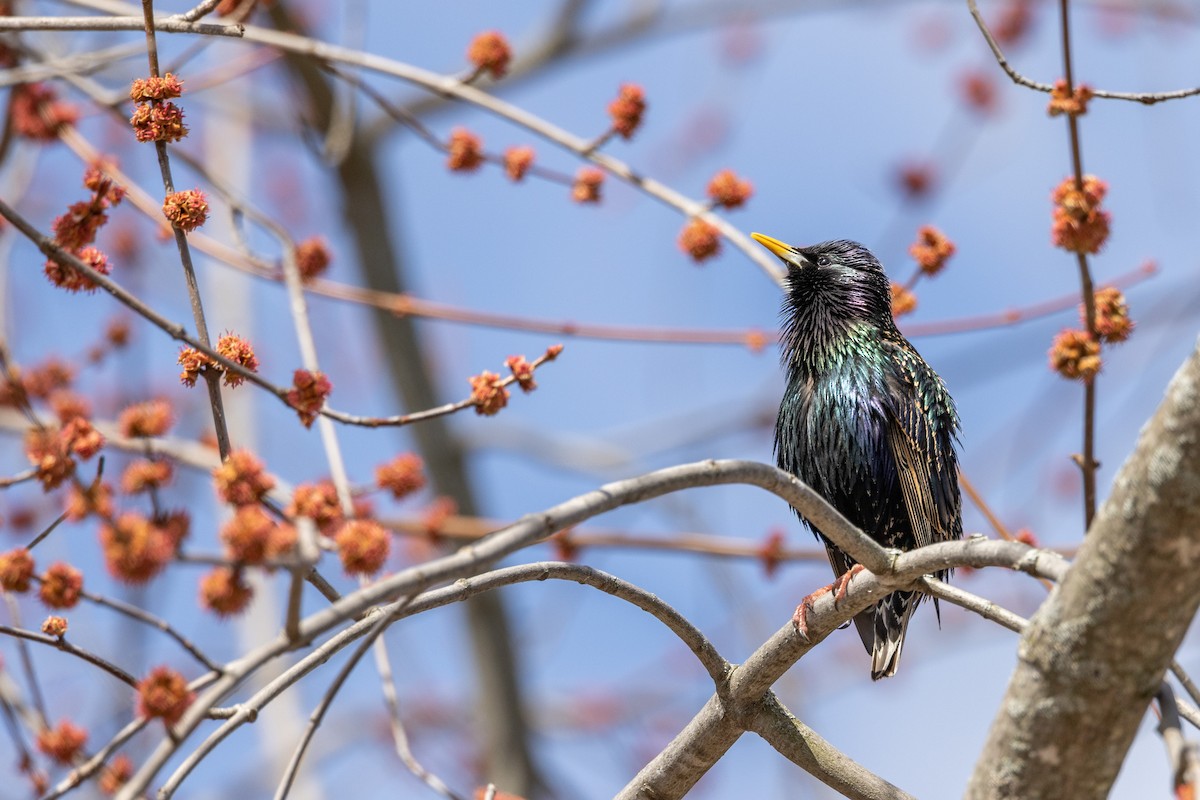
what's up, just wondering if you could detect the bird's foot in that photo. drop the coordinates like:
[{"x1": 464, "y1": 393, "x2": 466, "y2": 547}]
[
  {"x1": 791, "y1": 564, "x2": 866, "y2": 640},
  {"x1": 832, "y1": 563, "x2": 865, "y2": 603},
  {"x1": 791, "y1": 585, "x2": 831, "y2": 640}
]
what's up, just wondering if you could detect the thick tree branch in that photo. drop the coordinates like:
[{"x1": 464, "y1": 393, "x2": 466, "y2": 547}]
[{"x1": 968, "y1": 337, "x2": 1200, "y2": 799}]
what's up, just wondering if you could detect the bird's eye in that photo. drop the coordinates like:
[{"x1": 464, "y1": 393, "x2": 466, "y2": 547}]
[{"x1": 816, "y1": 255, "x2": 832, "y2": 267}]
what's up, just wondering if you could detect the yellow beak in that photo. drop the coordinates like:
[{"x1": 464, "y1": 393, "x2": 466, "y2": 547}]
[{"x1": 750, "y1": 232, "x2": 796, "y2": 260}]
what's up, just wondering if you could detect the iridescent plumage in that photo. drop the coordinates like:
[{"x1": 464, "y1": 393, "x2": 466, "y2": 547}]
[{"x1": 754, "y1": 235, "x2": 962, "y2": 679}]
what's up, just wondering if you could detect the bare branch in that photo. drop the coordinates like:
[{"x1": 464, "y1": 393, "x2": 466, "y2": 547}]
[
  {"x1": 969, "y1": 337, "x2": 1200, "y2": 799},
  {"x1": 0, "y1": 195, "x2": 555, "y2": 430},
  {"x1": 150, "y1": 561, "x2": 731, "y2": 797},
  {"x1": 270, "y1": 600, "x2": 469, "y2": 800},
  {"x1": 965, "y1": 0, "x2": 1200, "y2": 105},
  {"x1": 366, "y1": 632, "x2": 466, "y2": 800},
  {"x1": 0, "y1": 624, "x2": 138, "y2": 688},
  {"x1": 77, "y1": 588, "x2": 222, "y2": 674},
  {"x1": 616, "y1": 538, "x2": 1065, "y2": 799},
  {"x1": 0, "y1": 12, "x2": 242, "y2": 36},
  {"x1": 746, "y1": 693, "x2": 917, "y2": 800},
  {"x1": 919, "y1": 576, "x2": 1028, "y2": 633},
  {"x1": 1172, "y1": 661, "x2": 1200, "y2": 717},
  {"x1": 177, "y1": 0, "x2": 223, "y2": 23},
  {"x1": 1156, "y1": 683, "x2": 1200, "y2": 797},
  {"x1": 136, "y1": 0, "x2": 233, "y2": 459}
]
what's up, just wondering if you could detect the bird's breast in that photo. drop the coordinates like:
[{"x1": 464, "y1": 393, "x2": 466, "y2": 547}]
[{"x1": 776, "y1": 368, "x2": 890, "y2": 495}]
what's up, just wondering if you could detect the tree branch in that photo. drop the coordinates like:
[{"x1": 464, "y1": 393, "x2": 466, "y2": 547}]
[
  {"x1": 151, "y1": 562, "x2": 730, "y2": 797},
  {"x1": 745, "y1": 693, "x2": 918, "y2": 800},
  {"x1": 968, "y1": 337, "x2": 1200, "y2": 799},
  {"x1": 965, "y1": 0, "x2": 1200, "y2": 105},
  {"x1": 615, "y1": 538, "x2": 1066, "y2": 799},
  {"x1": 116, "y1": 459, "x2": 904, "y2": 797},
  {"x1": 1156, "y1": 683, "x2": 1200, "y2": 798}
]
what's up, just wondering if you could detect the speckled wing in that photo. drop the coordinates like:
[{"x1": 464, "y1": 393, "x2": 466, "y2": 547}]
[
  {"x1": 865, "y1": 347, "x2": 961, "y2": 677},
  {"x1": 884, "y1": 345, "x2": 963, "y2": 565}
]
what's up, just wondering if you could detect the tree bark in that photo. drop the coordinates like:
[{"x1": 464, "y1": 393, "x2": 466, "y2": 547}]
[{"x1": 967, "y1": 337, "x2": 1200, "y2": 798}]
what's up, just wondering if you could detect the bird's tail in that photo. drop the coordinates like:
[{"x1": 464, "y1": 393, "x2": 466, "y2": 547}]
[{"x1": 869, "y1": 590, "x2": 919, "y2": 680}]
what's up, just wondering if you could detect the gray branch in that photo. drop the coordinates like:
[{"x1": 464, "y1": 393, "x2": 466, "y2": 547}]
[
  {"x1": 967, "y1": 337, "x2": 1200, "y2": 798},
  {"x1": 745, "y1": 695, "x2": 917, "y2": 800},
  {"x1": 615, "y1": 538, "x2": 1066, "y2": 799}
]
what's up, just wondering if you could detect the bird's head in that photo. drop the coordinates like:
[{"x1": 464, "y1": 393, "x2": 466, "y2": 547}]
[{"x1": 751, "y1": 233, "x2": 894, "y2": 330}]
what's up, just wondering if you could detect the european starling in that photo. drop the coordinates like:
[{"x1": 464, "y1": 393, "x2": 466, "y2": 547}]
[{"x1": 752, "y1": 233, "x2": 963, "y2": 680}]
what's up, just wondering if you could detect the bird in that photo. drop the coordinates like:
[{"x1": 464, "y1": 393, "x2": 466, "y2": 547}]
[{"x1": 751, "y1": 233, "x2": 963, "y2": 680}]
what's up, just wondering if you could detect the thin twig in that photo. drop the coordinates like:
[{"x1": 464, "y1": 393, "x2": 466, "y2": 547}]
[
  {"x1": 0, "y1": 196, "x2": 557, "y2": 430},
  {"x1": 79, "y1": 588, "x2": 221, "y2": 673},
  {"x1": 139, "y1": 0, "x2": 233, "y2": 460},
  {"x1": 25, "y1": 1, "x2": 785, "y2": 285},
  {"x1": 920, "y1": 576, "x2": 1028, "y2": 633},
  {"x1": 268, "y1": 175, "x2": 351, "y2": 636},
  {"x1": 235, "y1": 24, "x2": 787, "y2": 285},
  {"x1": 49, "y1": 72, "x2": 1156, "y2": 354},
  {"x1": 4, "y1": 597, "x2": 48, "y2": 728},
  {"x1": 0, "y1": 197, "x2": 187, "y2": 336},
  {"x1": 273, "y1": 595, "x2": 468, "y2": 800},
  {"x1": 1051, "y1": 0, "x2": 1100, "y2": 532},
  {"x1": 368, "y1": 633, "x2": 467, "y2": 800},
  {"x1": 958, "y1": 472, "x2": 1053, "y2": 592},
  {"x1": 271, "y1": 606, "x2": 418, "y2": 799},
  {"x1": 965, "y1": 0, "x2": 1200, "y2": 105},
  {"x1": 1173, "y1": 661, "x2": 1200, "y2": 712},
  {"x1": 178, "y1": 0, "x2": 223, "y2": 23},
  {"x1": 958, "y1": 471, "x2": 1014, "y2": 541},
  {"x1": 905, "y1": 262, "x2": 1155, "y2": 338},
  {"x1": 23, "y1": 512, "x2": 69, "y2": 552},
  {"x1": 0, "y1": 686, "x2": 35, "y2": 792},
  {"x1": 1156, "y1": 683, "x2": 1200, "y2": 796},
  {"x1": 0, "y1": 467, "x2": 37, "y2": 487},
  {"x1": 0, "y1": 623, "x2": 139, "y2": 688},
  {"x1": 0, "y1": 43, "x2": 145, "y2": 88}
]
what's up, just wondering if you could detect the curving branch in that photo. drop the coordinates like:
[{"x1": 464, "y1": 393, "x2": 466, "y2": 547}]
[
  {"x1": 966, "y1": 0, "x2": 1200, "y2": 105},
  {"x1": 0, "y1": 196, "x2": 558, "y2": 430},
  {"x1": 116, "y1": 459, "x2": 926, "y2": 797},
  {"x1": 0, "y1": 624, "x2": 138, "y2": 688},
  {"x1": 157, "y1": 541, "x2": 1065, "y2": 800},
  {"x1": 153, "y1": 562, "x2": 731, "y2": 797},
  {"x1": 615, "y1": 538, "x2": 1067, "y2": 799}
]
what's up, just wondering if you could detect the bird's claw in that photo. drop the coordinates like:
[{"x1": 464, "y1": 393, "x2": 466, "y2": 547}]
[
  {"x1": 832, "y1": 563, "x2": 865, "y2": 603},
  {"x1": 792, "y1": 584, "x2": 831, "y2": 640},
  {"x1": 791, "y1": 564, "x2": 866, "y2": 640}
]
